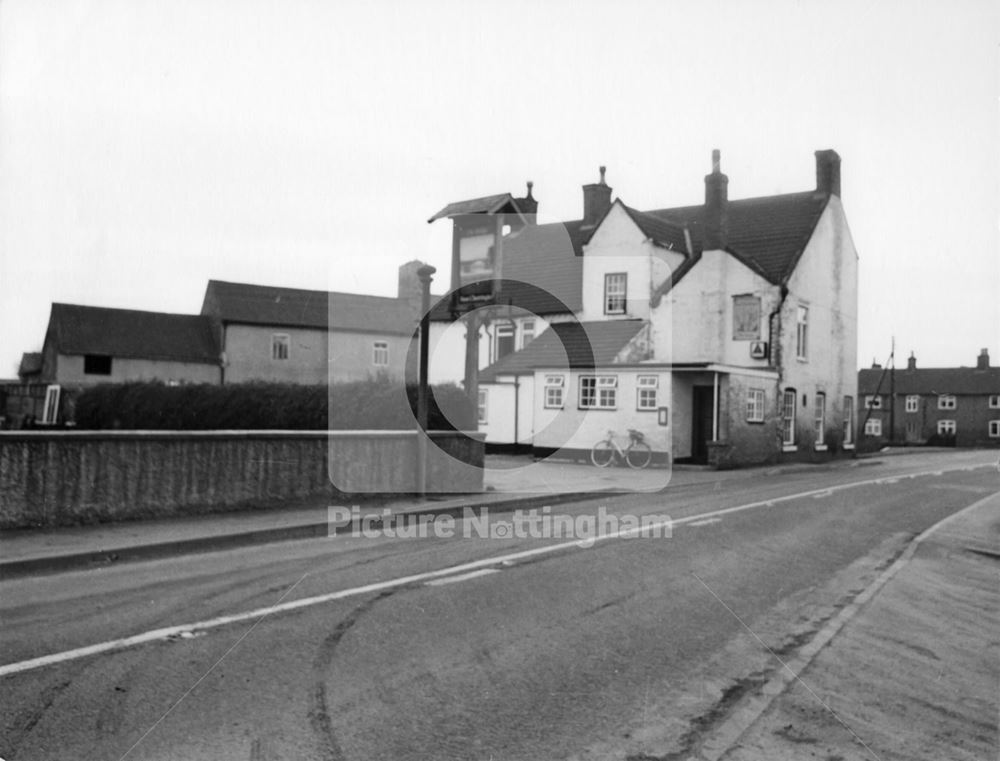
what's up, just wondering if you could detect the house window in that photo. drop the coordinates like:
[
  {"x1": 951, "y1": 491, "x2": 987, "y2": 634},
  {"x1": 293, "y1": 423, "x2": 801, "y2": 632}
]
[
  {"x1": 604, "y1": 273, "x2": 627, "y2": 315},
  {"x1": 83, "y1": 354, "x2": 112, "y2": 375},
  {"x1": 372, "y1": 341, "x2": 389, "y2": 367},
  {"x1": 636, "y1": 375, "x2": 658, "y2": 410},
  {"x1": 495, "y1": 323, "x2": 515, "y2": 360},
  {"x1": 989, "y1": 395, "x2": 1000, "y2": 409},
  {"x1": 544, "y1": 374, "x2": 564, "y2": 409},
  {"x1": 732, "y1": 295, "x2": 761, "y2": 340},
  {"x1": 905, "y1": 395, "x2": 919, "y2": 413},
  {"x1": 781, "y1": 389, "x2": 797, "y2": 445},
  {"x1": 937, "y1": 420, "x2": 956, "y2": 436},
  {"x1": 520, "y1": 320, "x2": 536, "y2": 349},
  {"x1": 746, "y1": 388, "x2": 765, "y2": 423},
  {"x1": 42, "y1": 385, "x2": 60, "y2": 424},
  {"x1": 272, "y1": 334, "x2": 290, "y2": 361},
  {"x1": 843, "y1": 395, "x2": 854, "y2": 445},
  {"x1": 795, "y1": 305, "x2": 808, "y2": 360},
  {"x1": 814, "y1": 392, "x2": 826, "y2": 446},
  {"x1": 477, "y1": 388, "x2": 488, "y2": 425},
  {"x1": 937, "y1": 394, "x2": 956, "y2": 410},
  {"x1": 579, "y1": 375, "x2": 617, "y2": 410},
  {"x1": 865, "y1": 418, "x2": 882, "y2": 436},
  {"x1": 989, "y1": 420, "x2": 1000, "y2": 438},
  {"x1": 865, "y1": 395, "x2": 882, "y2": 409}
]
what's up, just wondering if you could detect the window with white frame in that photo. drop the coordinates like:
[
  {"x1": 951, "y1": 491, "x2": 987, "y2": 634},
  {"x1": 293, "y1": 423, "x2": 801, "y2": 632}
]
[
  {"x1": 604, "y1": 273, "x2": 627, "y2": 315},
  {"x1": 495, "y1": 323, "x2": 515, "y2": 360},
  {"x1": 782, "y1": 389, "x2": 797, "y2": 445},
  {"x1": 795, "y1": 305, "x2": 808, "y2": 360},
  {"x1": 989, "y1": 395, "x2": 1000, "y2": 409},
  {"x1": 865, "y1": 418, "x2": 882, "y2": 436},
  {"x1": 272, "y1": 333, "x2": 290, "y2": 360},
  {"x1": 42, "y1": 385, "x2": 60, "y2": 425},
  {"x1": 814, "y1": 392, "x2": 826, "y2": 446},
  {"x1": 938, "y1": 394, "x2": 956, "y2": 410},
  {"x1": 544, "y1": 374, "x2": 564, "y2": 409},
  {"x1": 865, "y1": 395, "x2": 883, "y2": 409},
  {"x1": 636, "y1": 375, "x2": 658, "y2": 410},
  {"x1": 843, "y1": 395, "x2": 854, "y2": 445},
  {"x1": 372, "y1": 341, "x2": 389, "y2": 366},
  {"x1": 520, "y1": 320, "x2": 536, "y2": 349},
  {"x1": 905, "y1": 395, "x2": 919, "y2": 413},
  {"x1": 937, "y1": 419, "x2": 956, "y2": 436},
  {"x1": 989, "y1": 420, "x2": 1000, "y2": 437},
  {"x1": 579, "y1": 375, "x2": 617, "y2": 410},
  {"x1": 477, "y1": 388, "x2": 488, "y2": 425},
  {"x1": 746, "y1": 388, "x2": 765, "y2": 423}
]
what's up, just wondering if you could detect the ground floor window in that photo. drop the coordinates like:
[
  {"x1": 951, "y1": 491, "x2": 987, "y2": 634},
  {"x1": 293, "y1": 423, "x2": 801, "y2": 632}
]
[
  {"x1": 813, "y1": 392, "x2": 826, "y2": 446},
  {"x1": 579, "y1": 375, "x2": 617, "y2": 410},
  {"x1": 746, "y1": 388, "x2": 765, "y2": 423},
  {"x1": 477, "y1": 388, "x2": 488, "y2": 424},
  {"x1": 781, "y1": 389, "x2": 796, "y2": 445},
  {"x1": 42, "y1": 385, "x2": 60, "y2": 424},
  {"x1": 843, "y1": 395, "x2": 854, "y2": 445},
  {"x1": 84, "y1": 354, "x2": 112, "y2": 375},
  {"x1": 937, "y1": 419, "x2": 956, "y2": 436},
  {"x1": 372, "y1": 340, "x2": 389, "y2": 366},
  {"x1": 636, "y1": 375, "x2": 658, "y2": 410},
  {"x1": 272, "y1": 333, "x2": 290, "y2": 360},
  {"x1": 864, "y1": 418, "x2": 882, "y2": 436},
  {"x1": 989, "y1": 420, "x2": 1000, "y2": 437},
  {"x1": 544, "y1": 375, "x2": 564, "y2": 409}
]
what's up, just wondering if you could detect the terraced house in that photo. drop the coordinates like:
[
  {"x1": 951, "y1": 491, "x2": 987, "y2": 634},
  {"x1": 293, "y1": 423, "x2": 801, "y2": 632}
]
[{"x1": 430, "y1": 150, "x2": 859, "y2": 466}]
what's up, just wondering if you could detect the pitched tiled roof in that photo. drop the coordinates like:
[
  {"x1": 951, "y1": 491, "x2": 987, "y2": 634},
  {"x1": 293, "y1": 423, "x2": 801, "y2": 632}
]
[
  {"x1": 46, "y1": 304, "x2": 219, "y2": 364},
  {"x1": 858, "y1": 367, "x2": 1000, "y2": 396},
  {"x1": 647, "y1": 191, "x2": 831, "y2": 286},
  {"x1": 480, "y1": 319, "x2": 646, "y2": 382},
  {"x1": 428, "y1": 193, "x2": 522, "y2": 223},
  {"x1": 18, "y1": 352, "x2": 42, "y2": 377},
  {"x1": 202, "y1": 280, "x2": 418, "y2": 335},
  {"x1": 622, "y1": 205, "x2": 691, "y2": 252}
]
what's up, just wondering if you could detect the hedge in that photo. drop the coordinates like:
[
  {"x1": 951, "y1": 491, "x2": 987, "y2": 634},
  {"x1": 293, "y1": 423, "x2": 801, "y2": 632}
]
[{"x1": 72, "y1": 380, "x2": 475, "y2": 431}]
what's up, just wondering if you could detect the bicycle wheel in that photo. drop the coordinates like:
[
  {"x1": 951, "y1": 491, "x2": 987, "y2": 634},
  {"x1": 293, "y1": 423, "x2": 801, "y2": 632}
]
[
  {"x1": 591, "y1": 439, "x2": 615, "y2": 467},
  {"x1": 626, "y1": 441, "x2": 652, "y2": 469}
]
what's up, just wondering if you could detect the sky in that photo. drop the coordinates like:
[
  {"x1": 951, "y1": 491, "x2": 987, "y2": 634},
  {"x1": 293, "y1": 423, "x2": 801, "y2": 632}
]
[{"x1": 1, "y1": 0, "x2": 997, "y2": 378}]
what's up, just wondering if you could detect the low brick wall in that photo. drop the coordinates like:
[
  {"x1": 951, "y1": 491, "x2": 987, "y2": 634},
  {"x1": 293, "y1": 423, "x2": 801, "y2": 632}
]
[{"x1": 0, "y1": 430, "x2": 484, "y2": 529}]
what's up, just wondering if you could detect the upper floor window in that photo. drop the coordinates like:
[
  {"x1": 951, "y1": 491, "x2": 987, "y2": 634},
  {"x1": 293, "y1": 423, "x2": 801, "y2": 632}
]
[
  {"x1": 746, "y1": 388, "x2": 765, "y2": 423},
  {"x1": 989, "y1": 395, "x2": 1000, "y2": 409},
  {"x1": 733, "y1": 295, "x2": 761, "y2": 340},
  {"x1": 544, "y1": 374, "x2": 564, "y2": 409},
  {"x1": 373, "y1": 341, "x2": 389, "y2": 367},
  {"x1": 84, "y1": 354, "x2": 112, "y2": 375},
  {"x1": 905, "y1": 395, "x2": 919, "y2": 413},
  {"x1": 989, "y1": 420, "x2": 1000, "y2": 438},
  {"x1": 272, "y1": 334, "x2": 290, "y2": 361},
  {"x1": 795, "y1": 305, "x2": 808, "y2": 360},
  {"x1": 636, "y1": 375, "x2": 658, "y2": 410},
  {"x1": 937, "y1": 394, "x2": 956, "y2": 410},
  {"x1": 495, "y1": 323, "x2": 515, "y2": 360},
  {"x1": 579, "y1": 375, "x2": 617, "y2": 410},
  {"x1": 520, "y1": 320, "x2": 536, "y2": 349},
  {"x1": 865, "y1": 395, "x2": 882, "y2": 409},
  {"x1": 604, "y1": 273, "x2": 627, "y2": 315}
]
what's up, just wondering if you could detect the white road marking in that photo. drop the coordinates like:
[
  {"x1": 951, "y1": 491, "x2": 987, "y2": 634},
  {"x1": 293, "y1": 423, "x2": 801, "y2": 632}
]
[
  {"x1": 689, "y1": 518, "x2": 722, "y2": 527},
  {"x1": 0, "y1": 461, "x2": 993, "y2": 678},
  {"x1": 425, "y1": 569, "x2": 500, "y2": 586}
]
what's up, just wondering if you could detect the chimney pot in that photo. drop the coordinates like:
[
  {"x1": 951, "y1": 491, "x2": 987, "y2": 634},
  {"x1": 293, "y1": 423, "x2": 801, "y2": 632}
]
[
  {"x1": 815, "y1": 149, "x2": 841, "y2": 197},
  {"x1": 526, "y1": 180, "x2": 534, "y2": 198}
]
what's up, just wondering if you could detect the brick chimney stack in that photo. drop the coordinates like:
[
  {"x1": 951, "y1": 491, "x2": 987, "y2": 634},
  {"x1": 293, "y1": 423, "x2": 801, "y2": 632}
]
[
  {"x1": 977, "y1": 348, "x2": 990, "y2": 369},
  {"x1": 398, "y1": 260, "x2": 426, "y2": 309},
  {"x1": 907, "y1": 352, "x2": 917, "y2": 370},
  {"x1": 703, "y1": 149, "x2": 729, "y2": 250},
  {"x1": 582, "y1": 166, "x2": 612, "y2": 227},
  {"x1": 517, "y1": 180, "x2": 538, "y2": 218},
  {"x1": 815, "y1": 149, "x2": 841, "y2": 197}
]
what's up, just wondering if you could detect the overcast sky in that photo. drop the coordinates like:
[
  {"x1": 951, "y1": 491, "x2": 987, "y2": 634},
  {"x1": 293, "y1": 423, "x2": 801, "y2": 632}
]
[{"x1": 1, "y1": 0, "x2": 997, "y2": 378}]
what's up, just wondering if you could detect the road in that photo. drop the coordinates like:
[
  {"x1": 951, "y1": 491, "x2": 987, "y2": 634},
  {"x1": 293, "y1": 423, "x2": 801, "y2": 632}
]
[{"x1": 1, "y1": 450, "x2": 997, "y2": 760}]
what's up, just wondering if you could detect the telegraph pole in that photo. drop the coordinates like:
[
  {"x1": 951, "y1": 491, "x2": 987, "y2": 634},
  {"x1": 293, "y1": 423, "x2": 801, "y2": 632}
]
[{"x1": 888, "y1": 336, "x2": 896, "y2": 445}]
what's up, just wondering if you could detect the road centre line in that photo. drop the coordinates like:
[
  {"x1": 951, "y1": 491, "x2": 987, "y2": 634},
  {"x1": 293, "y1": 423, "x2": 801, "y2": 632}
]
[
  {"x1": 425, "y1": 569, "x2": 500, "y2": 586},
  {"x1": 0, "y1": 462, "x2": 991, "y2": 678}
]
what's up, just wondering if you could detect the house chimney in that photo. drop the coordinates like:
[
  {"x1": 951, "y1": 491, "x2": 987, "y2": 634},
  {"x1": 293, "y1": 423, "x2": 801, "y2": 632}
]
[
  {"x1": 907, "y1": 351, "x2": 916, "y2": 370},
  {"x1": 815, "y1": 149, "x2": 841, "y2": 197},
  {"x1": 582, "y1": 166, "x2": 612, "y2": 227},
  {"x1": 977, "y1": 348, "x2": 990, "y2": 370},
  {"x1": 871, "y1": 359, "x2": 882, "y2": 370},
  {"x1": 703, "y1": 149, "x2": 729, "y2": 249},
  {"x1": 397, "y1": 260, "x2": 425, "y2": 308},
  {"x1": 516, "y1": 180, "x2": 538, "y2": 219}
]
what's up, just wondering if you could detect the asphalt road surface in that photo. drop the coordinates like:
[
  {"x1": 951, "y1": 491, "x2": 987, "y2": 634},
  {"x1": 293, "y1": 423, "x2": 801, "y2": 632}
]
[{"x1": 1, "y1": 450, "x2": 997, "y2": 760}]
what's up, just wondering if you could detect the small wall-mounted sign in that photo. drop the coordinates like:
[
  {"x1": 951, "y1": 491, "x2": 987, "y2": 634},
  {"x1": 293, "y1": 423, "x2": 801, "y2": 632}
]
[
  {"x1": 749, "y1": 341, "x2": 768, "y2": 360},
  {"x1": 658, "y1": 406, "x2": 669, "y2": 426}
]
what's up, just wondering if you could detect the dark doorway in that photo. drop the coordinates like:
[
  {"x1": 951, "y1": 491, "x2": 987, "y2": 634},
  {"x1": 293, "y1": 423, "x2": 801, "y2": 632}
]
[{"x1": 692, "y1": 386, "x2": 715, "y2": 464}]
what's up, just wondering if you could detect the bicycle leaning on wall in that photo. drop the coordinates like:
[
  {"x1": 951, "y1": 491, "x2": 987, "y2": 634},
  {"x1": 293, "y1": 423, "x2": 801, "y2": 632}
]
[{"x1": 590, "y1": 429, "x2": 652, "y2": 469}]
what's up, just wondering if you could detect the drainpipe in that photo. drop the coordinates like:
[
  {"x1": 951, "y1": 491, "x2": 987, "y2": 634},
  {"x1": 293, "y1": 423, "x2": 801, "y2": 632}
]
[{"x1": 769, "y1": 285, "x2": 789, "y2": 448}]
